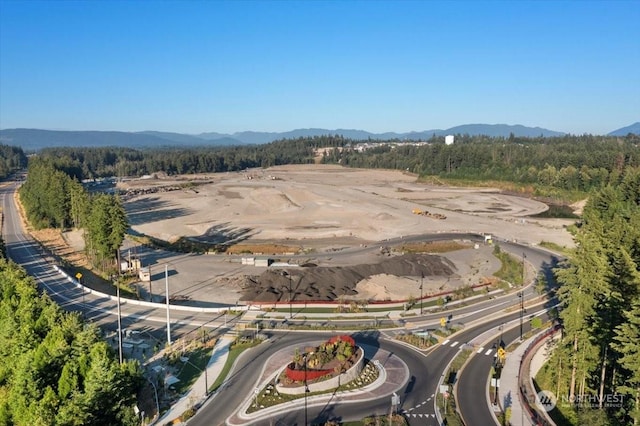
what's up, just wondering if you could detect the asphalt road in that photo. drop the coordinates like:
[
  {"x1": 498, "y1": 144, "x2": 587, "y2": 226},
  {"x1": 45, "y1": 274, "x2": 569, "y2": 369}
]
[
  {"x1": 456, "y1": 312, "x2": 552, "y2": 426},
  {"x1": 189, "y1": 331, "x2": 432, "y2": 426},
  {"x1": 190, "y1": 303, "x2": 555, "y2": 426},
  {"x1": 1, "y1": 180, "x2": 562, "y2": 425},
  {"x1": 0, "y1": 182, "x2": 236, "y2": 345}
]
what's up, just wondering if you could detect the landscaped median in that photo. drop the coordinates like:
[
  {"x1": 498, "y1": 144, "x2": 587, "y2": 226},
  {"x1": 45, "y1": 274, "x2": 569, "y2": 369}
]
[{"x1": 247, "y1": 335, "x2": 378, "y2": 413}]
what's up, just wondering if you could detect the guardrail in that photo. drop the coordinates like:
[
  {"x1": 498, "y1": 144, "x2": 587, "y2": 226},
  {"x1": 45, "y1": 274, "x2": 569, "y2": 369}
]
[
  {"x1": 53, "y1": 265, "x2": 250, "y2": 314},
  {"x1": 518, "y1": 324, "x2": 561, "y2": 426}
]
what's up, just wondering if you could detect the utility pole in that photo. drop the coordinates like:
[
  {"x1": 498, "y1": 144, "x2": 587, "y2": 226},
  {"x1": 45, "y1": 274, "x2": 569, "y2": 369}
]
[
  {"x1": 419, "y1": 272, "x2": 424, "y2": 315},
  {"x1": 303, "y1": 353, "x2": 309, "y2": 426},
  {"x1": 116, "y1": 280, "x2": 123, "y2": 364},
  {"x1": 288, "y1": 273, "x2": 293, "y2": 319},
  {"x1": 165, "y1": 264, "x2": 171, "y2": 345},
  {"x1": 281, "y1": 271, "x2": 292, "y2": 319},
  {"x1": 519, "y1": 291, "x2": 524, "y2": 341},
  {"x1": 520, "y1": 252, "x2": 526, "y2": 341}
]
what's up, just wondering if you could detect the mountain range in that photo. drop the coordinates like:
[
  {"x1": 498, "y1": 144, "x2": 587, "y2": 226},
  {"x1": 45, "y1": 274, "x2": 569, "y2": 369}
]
[
  {"x1": 608, "y1": 122, "x2": 640, "y2": 136},
  {"x1": 0, "y1": 122, "x2": 637, "y2": 151}
]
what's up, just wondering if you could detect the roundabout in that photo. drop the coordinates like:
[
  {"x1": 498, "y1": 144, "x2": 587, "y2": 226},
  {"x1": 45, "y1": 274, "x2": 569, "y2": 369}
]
[{"x1": 227, "y1": 335, "x2": 411, "y2": 425}]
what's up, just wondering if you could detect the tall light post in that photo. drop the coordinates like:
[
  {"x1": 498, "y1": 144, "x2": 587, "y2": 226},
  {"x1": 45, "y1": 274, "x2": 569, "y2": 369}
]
[
  {"x1": 165, "y1": 264, "x2": 171, "y2": 345},
  {"x1": 116, "y1": 279, "x2": 123, "y2": 364},
  {"x1": 303, "y1": 353, "x2": 309, "y2": 426},
  {"x1": 520, "y1": 253, "x2": 526, "y2": 342},
  {"x1": 145, "y1": 373, "x2": 160, "y2": 421},
  {"x1": 184, "y1": 358, "x2": 208, "y2": 397},
  {"x1": 494, "y1": 323, "x2": 504, "y2": 405},
  {"x1": 519, "y1": 291, "x2": 524, "y2": 341},
  {"x1": 419, "y1": 272, "x2": 424, "y2": 315},
  {"x1": 281, "y1": 271, "x2": 292, "y2": 319}
]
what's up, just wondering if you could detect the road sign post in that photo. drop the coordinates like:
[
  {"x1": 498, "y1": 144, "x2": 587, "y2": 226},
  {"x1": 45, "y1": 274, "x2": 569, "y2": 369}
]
[{"x1": 75, "y1": 272, "x2": 84, "y2": 306}]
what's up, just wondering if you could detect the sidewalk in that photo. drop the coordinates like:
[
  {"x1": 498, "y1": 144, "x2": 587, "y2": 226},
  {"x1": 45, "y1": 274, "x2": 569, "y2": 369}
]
[
  {"x1": 497, "y1": 330, "x2": 548, "y2": 426},
  {"x1": 157, "y1": 334, "x2": 234, "y2": 425}
]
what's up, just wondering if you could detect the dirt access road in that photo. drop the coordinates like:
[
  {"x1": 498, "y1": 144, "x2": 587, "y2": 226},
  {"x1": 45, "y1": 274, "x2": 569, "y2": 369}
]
[{"x1": 74, "y1": 165, "x2": 576, "y2": 305}]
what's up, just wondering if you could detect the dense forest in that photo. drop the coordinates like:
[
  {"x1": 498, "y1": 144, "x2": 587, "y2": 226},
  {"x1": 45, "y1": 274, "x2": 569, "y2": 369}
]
[
  {"x1": 537, "y1": 167, "x2": 640, "y2": 425},
  {"x1": 34, "y1": 133, "x2": 640, "y2": 197},
  {"x1": 0, "y1": 144, "x2": 28, "y2": 179},
  {"x1": 19, "y1": 158, "x2": 127, "y2": 272},
  {"x1": 0, "y1": 247, "x2": 142, "y2": 425}
]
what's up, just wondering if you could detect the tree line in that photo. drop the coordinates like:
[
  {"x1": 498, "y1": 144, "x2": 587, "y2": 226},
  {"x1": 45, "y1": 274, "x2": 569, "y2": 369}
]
[
  {"x1": 33, "y1": 133, "x2": 640, "y2": 197},
  {"x1": 537, "y1": 167, "x2": 640, "y2": 425},
  {"x1": 323, "y1": 133, "x2": 640, "y2": 194},
  {"x1": 0, "y1": 246, "x2": 141, "y2": 425},
  {"x1": 0, "y1": 144, "x2": 28, "y2": 179},
  {"x1": 18, "y1": 158, "x2": 127, "y2": 272}
]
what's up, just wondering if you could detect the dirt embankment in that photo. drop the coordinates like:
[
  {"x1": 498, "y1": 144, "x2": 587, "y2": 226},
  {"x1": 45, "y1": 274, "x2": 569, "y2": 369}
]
[{"x1": 236, "y1": 253, "x2": 457, "y2": 302}]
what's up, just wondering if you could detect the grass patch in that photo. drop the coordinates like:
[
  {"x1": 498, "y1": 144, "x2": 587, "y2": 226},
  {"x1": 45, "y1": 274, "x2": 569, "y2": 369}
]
[
  {"x1": 530, "y1": 203, "x2": 579, "y2": 219},
  {"x1": 210, "y1": 338, "x2": 263, "y2": 394},
  {"x1": 225, "y1": 243, "x2": 301, "y2": 255},
  {"x1": 432, "y1": 326, "x2": 462, "y2": 338},
  {"x1": 173, "y1": 346, "x2": 214, "y2": 395},
  {"x1": 395, "y1": 332, "x2": 438, "y2": 349},
  {"x1": 538, "y1": 241, "x2": 572, "y2": 256},
  {"x1": 437, "y1": 348, "x2": 473, "y2": 426},
  {"x1": 493, "y1": 244, "x2": 525, "y2": 286},
  {"x1": 400, "y1": 240, "x2": 471, "y2": 253}
]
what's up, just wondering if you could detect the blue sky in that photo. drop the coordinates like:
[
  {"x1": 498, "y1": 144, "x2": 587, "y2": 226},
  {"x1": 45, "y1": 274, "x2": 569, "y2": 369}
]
[{"x1": 1, "y1": 0, "x2": 638, "y2": 135}]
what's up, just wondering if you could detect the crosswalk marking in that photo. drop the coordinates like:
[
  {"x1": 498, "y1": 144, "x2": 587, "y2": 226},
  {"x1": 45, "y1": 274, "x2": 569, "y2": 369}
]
[
  {"x1": 450, "y1": 341, "x2": 459, "y2": 347},
  {"x1": 442, "y1": 339, "x2": 450, "y2": 345},
  {"x1": 477, "y1": 346, "x2": 484, "y2": 353},
  {"x1": 485, "y1": 349, "x2": 493, "y2": 355}
]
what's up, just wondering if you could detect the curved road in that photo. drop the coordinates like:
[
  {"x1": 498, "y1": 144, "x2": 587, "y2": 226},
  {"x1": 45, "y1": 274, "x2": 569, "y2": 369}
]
[
  {"x1": 1, "y1": 180, "x2": 561, "y2": 425},
  {"x1": 1, "y1": 182, "x2": 236, "y2": 344}
]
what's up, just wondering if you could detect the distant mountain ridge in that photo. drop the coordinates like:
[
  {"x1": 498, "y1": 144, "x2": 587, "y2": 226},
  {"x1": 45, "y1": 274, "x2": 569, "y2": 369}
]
[
  {"x1": 0, "y1": 122, "x2": 616, "y2": 151},
  {"x1": 608, "y1": 122, "x2": 640, "y2": 136}
]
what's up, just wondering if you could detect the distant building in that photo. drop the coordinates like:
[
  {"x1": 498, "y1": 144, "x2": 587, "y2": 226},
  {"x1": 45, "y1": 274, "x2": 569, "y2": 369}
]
[{"x1": 445, "y1": 135, "x2": 455, "y2": 145}]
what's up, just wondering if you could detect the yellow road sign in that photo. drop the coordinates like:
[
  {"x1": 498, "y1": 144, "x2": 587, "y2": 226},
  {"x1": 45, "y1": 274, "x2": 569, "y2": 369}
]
[
  {"x1": 497, "y1": 347, "x2": 506, "y2": 359},
  {"x1": 75, "y1": 272, "x2": 82, "y2": 280}
]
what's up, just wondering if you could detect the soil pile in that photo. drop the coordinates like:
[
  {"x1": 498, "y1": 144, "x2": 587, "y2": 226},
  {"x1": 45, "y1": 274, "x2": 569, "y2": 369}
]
[{"x1": 238, "y1": 253, "x2": 456, "y2": 302}]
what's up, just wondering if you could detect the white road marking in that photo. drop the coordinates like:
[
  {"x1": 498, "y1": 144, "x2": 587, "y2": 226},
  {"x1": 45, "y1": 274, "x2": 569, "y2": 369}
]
[
  {"x1": 450, "y1": 341, "x2": 459, "y2": 347},
  {"x1": 442, "y1": 339, "x2": 450, "y2": 345},
  {"x1": 485, "y1": 349, "x2": 493, "y2": 355},
  {"x1": 477, "y1": 346, "x2": 484, "y2": 353}
]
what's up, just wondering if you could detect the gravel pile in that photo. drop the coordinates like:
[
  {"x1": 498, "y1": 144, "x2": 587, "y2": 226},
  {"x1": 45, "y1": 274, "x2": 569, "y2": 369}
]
[{"x1": 239, "y1": 253, "x2": 456, "y2": 302}]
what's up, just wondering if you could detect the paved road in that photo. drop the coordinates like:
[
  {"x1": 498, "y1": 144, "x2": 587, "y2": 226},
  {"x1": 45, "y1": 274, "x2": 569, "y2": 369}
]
[
  {"x1": 0, "y1": 182, "x2": 236, "y2": 345},
  {"x1": 2, "y1": 180, "x2": 561, "y2": 425},
  {"x1": 189, "y1": 331, "x2": 431, "y2": 426},
  {"x1": 457, "y1": 311, "x2": 553, "y2": 426}
]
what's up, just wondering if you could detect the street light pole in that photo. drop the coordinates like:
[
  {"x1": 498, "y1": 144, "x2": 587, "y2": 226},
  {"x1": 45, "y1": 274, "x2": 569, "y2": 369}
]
[
  {"x1": 116, "y1": 280, "x2": 123, "y2": 364},
  {"x1": 204, "y1": 363, "x2": 208, "y2": 397},
  {"x1": 280, "y1": 271, "x2": 293, "y2": 319},
  {"x1": 419, "y1": 272, "x2": 424, "y2": 315},
  {"x1": 522, "y1": 252, "x2": 527, "y2": 286},
  {"x1": 289, "y1": 274, "x2": 293, "y2": 320},
  {"x1": 519, "y1": 291, "x2": 524, "y2": 341},
  {"x1": 145, "y1": 374, "x2": 160, "y2": 422},
  {"x1": 165, "y1": 264, "x2": 171, "y2": 345},
  {"x1": 303, "y1": 353, "x2": 309, "y2": 426}
]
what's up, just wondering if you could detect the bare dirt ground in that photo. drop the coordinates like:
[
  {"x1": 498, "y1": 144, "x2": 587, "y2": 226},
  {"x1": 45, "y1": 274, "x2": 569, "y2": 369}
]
[
  {"x1": 120, "y1": 164, "x2": 569, "y2": 246},
  {"x1": 103, "y1": 165, "x2": 576, "y2": 304}
]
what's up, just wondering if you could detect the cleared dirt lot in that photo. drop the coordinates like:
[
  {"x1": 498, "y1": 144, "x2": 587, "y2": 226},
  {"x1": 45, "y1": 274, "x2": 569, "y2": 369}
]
[{"x1": 115, "y1": 165, "x2": 575, "y2": 305}]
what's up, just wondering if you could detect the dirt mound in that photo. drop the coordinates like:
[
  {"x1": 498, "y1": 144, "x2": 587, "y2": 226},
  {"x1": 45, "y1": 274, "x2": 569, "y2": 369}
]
[{"x1": 238, "y1": 253, "x2": 456, "y2": 302}]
